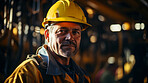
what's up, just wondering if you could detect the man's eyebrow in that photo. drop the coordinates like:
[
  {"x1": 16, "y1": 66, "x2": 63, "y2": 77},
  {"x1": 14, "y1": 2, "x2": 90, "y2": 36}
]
[
  {"x1": 60, "y1": 27, "x2": 68, "y2": 29},
  {"x1": 60, "y1": 27, "x2": 81, "y2": 31},
  {"x1": 73, "y1": 28, "x2": 81, "y2": 31}
]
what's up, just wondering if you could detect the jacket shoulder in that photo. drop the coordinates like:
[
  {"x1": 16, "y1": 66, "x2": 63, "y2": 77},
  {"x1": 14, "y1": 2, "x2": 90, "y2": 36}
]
[{"x1": 4, "y1": 57, "x2": 43, "y2": 83}]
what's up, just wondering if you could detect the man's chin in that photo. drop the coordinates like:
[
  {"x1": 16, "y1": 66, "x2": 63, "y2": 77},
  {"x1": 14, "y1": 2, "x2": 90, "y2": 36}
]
[
  {"x1": 60, "y1": 51, "x2": 75, "y2": 58},
  {"x1": 62, "y1": 47, "x2": 75, "y2": 51}
]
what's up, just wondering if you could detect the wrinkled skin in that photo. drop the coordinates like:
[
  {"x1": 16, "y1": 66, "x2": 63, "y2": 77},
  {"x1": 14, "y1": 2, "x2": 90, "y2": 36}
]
[{"x1": 45, "y1": 22, "x2": 81, "y2": 58}]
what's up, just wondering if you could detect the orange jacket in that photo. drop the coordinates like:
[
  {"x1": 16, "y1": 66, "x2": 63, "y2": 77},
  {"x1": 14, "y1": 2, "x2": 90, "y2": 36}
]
[{"x1": 5, "y1": 45, "x2": 91, "y2": 83}]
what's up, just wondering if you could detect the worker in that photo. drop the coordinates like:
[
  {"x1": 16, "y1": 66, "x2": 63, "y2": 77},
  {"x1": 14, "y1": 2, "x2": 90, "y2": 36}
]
[{"x1": 5, "y1": 0, "x2": 91, "y2": 83}]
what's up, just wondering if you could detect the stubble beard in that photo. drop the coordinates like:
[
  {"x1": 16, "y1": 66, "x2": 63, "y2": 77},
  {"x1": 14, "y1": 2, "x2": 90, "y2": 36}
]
[
  {"x1": 59, "y1": 47, "x2": 77, "y2": 58},
  {"x1": 48, "y1": 43, "x2": 77, "y2": 58},
  {"x1": 48, "y1": 37, "x2": 78, "y2": 58}
]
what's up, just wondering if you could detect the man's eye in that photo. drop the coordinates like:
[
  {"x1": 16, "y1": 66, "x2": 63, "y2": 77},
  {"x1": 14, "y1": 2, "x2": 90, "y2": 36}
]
[
  {"x1": 56, "y1": 29, "x2": 66, "y2": 34},
  {"x1": 73, "y1": 31, "x2": 80, "y2": 35}
]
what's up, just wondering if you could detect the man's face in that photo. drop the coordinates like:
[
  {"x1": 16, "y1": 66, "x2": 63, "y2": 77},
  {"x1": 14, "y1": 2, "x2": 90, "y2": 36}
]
[{"x1": 46, "y1": 22, "x2": 81, "y2": 58}]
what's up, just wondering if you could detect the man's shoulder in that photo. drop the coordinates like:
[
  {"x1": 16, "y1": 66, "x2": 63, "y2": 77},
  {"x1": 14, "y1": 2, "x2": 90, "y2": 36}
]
[
  {"x1": 13, "y1": 55, "x2": 40, "y2": 72},
  {"x1": 4, "y1": 55, "x2": 43, "y2": 83},
  {"x1": 6, "y1": 55, "x2": 42, "y2": 78}
]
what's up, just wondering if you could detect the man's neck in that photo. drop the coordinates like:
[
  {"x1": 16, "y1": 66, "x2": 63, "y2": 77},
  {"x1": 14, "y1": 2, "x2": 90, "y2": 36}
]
[{"x1": 54, "y1": 53, "x2": 70, "y2": 65}]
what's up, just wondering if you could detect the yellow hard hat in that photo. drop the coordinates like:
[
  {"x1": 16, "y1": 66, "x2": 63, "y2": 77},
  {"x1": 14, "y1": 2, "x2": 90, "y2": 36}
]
[{"x1": 42, "y1": 0, "x2": 91, "y2": 31}]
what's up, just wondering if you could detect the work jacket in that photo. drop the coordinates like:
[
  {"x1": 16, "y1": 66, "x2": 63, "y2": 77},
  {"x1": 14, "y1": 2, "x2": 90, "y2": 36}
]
[{"x1": 5, "y1": 45, "x2": 91, "y2": 83}]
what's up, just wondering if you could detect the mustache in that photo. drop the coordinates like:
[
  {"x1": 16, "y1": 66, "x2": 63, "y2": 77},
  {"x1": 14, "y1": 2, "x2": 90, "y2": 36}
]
[{"x1": 61, "y1": 40, "x2": 76, "y2": 46}]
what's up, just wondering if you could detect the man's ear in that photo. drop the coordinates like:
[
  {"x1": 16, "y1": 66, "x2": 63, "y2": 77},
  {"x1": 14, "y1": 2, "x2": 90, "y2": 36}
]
[{"x1": 44, "y1": 29, "x2": 49, "y2": 42}]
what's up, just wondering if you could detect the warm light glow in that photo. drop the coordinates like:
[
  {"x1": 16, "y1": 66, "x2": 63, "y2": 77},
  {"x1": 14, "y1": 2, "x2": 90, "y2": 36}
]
[
  {"x1": 4, "y1": 5, "x2": 7, "y2": 26},
  {"x1": 11, "y1": 39, "x2": 14, "y2": 46},
  {"x1": 122, "y1": 22, "x2": 130, "y2": 30},
  {"x1": 144, "y1": 77, "x2": 147, "y2": 83},
  {"x1": 129, "y1": 55, "x2": 135, "y2": 63},
  {"x1": 90, "y1": 35, "x2": 97, "y2": 43},
  {"x1": 110, "y1": 24, "x2": 121, "y2": 32},
  {"x1": 40, "y1": 28, "x2": 45, "y2": 35},
  {"x1": 86, "y1": 7, "x2": 94, "y2": 15},
  {"x1": 108, "y1": 57, "x2": 115, "y2": 64},
  {"x1": 124, "y1": 62, "x2": 131, "y2": 74},
  {"x1": 1, "y1": 29, "x2": 4, "y2": 34},
  {"x1": 116, "y1": 67, "x2": 123, "y2": 80},
  {"x1": 13, "y1": 27, "x2": 17, "y2": 35},
  {"x1": 135, "y1": 23, "x2": 140, "y2": 30}
]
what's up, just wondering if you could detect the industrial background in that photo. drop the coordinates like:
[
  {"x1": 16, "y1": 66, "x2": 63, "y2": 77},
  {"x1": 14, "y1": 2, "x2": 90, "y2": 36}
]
[{"x1": 0, "y1": 0, "x2": 148, "y2": 83}]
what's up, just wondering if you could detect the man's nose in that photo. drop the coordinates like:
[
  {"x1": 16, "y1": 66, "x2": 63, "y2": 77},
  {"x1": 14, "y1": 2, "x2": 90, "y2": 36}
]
[{"x1": 65, "y1": 33, "x2": 74, "y2": 40}]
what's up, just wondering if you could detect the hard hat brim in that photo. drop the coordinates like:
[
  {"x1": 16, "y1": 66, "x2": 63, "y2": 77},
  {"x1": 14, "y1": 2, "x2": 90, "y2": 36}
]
[{"x1": 42, "y1": 17, "x2": 92, "y2": 31}]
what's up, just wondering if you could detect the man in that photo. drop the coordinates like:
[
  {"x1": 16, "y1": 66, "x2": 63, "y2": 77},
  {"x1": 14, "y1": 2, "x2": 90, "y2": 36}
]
[{"x1": 5, "y1": 0, "x2": 91, "y2": 83}]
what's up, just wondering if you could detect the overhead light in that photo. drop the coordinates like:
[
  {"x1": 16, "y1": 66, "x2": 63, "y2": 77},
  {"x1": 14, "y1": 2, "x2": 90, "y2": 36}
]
[
  {"x1": 129, "y1": 55, "x2": 135, "y2": 64},
  {"x1": 40, "y1": 28, "x2": 45, "y2": 35},
  {"x1": 135, "y1": 23, "x2": 140, "y2": 30},
  {"x1": 98, "y1": 15, "x2": 105, "y2": 22},
  {"x1": 86, "y1": 7, "x2": 94, "y2": 15},
  {"x1": 16, "y1": 11, "x2": 21, "y2": 17},
  {"x1": 24, "y1": 24, "x2": 29, "y2": 35},
  {"x1": 90, "y1": 35, "x2": 97, "y2": 43},
  {"x1": 122, "y1": 22, "x2": 130, "y2": 30},
  {"x1": 108, "y1": 57, "x2": 115, "y2": 64},
  {"x1": 141, "y1": 23, "x2": 145, "y2": 30},
  {"x1": 13, "y1": 27, "x2": 17, "y2": 35},
  {"x1": 110, "y1": 24, "x2": 121, "y2": 32},
  {"x1": 86, "y1": 7, "x2": 94, "y2": 18},
  {"x1": 18, "y1": 21, "x2": 22, "y2": 35},
  {"x1": 124, "y1": 62, "x2": 131, "y2": 74},
  {"x1": 35, "y1": 26, "x2": 40, "y2": 33},
  {"x1": 135, "y1": 23, "x2": 145, "y2": 30}
]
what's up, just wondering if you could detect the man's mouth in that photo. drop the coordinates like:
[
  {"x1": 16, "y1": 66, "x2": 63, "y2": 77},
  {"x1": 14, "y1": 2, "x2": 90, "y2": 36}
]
[
  {"x1": 61, "y1": 41, "x2": 76, "y2": 48},
  {"x1": 61, "y1": 44, "x2": 75, "y2": 48}
]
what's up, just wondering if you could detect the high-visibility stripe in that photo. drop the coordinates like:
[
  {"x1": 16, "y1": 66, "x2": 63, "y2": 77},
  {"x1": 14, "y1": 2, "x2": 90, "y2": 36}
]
[
  {"x1": 75, "y1": 74, "x2": 79, "y2": 83},
  {"x1": 64, "y1": 73, "x2": 75, "y2": 83},
  {"x1": 53, "y1": 75, "x2": 63, "y2": 83},
  {"x1": 53, "y1": 76, "x2": 57, "y2": 83},
  {"x1": 84, "y1": 75, "x2": 91, "y2": 83}
]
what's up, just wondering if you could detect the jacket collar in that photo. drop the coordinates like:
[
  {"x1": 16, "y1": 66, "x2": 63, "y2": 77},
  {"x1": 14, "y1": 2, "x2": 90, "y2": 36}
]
[
  {"x1": 36, "y1": 45, "x2": 63, "y2": 75},
  {"x1": 36, "y1": 45, "x2": 86, "y2": 77}
]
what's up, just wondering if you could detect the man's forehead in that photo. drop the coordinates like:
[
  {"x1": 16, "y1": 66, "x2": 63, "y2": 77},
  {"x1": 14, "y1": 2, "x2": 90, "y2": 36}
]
[
  {"x1": 52, "y1": 22, "x2": 81, "y2": 30},
  {"x1": 58, "y1": 27, "x2": 81, "y2": 31}
]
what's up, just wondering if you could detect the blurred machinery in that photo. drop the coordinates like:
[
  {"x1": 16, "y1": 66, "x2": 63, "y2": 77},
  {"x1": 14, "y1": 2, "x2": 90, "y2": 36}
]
[{"x1": 0, "y1": 0, "x2": 148, "y2": 83}]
